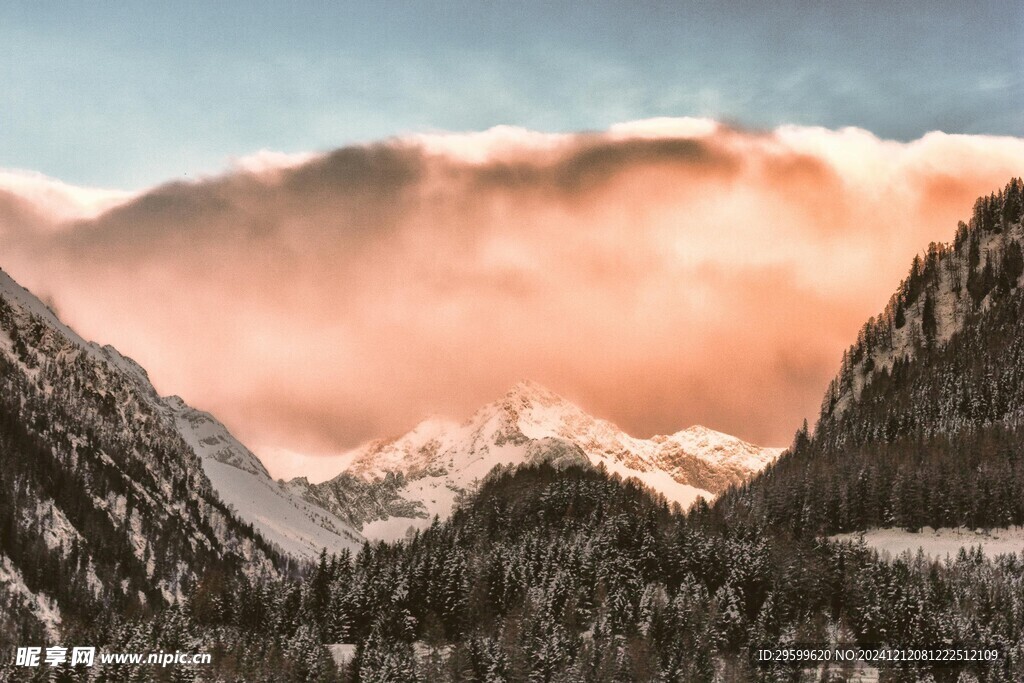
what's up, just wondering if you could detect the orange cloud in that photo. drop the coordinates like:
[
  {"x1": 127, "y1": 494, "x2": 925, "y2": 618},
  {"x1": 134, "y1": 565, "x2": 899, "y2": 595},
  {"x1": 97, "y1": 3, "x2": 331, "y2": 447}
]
[{"x1": 3, "y1": 120, "x2": 1023, "y2": 479}]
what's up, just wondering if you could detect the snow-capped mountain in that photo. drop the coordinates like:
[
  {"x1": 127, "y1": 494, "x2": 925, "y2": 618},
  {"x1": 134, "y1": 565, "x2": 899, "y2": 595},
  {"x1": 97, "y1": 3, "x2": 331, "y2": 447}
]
[
  {"x1": 0, "y1": 266, "x2": 361, "y2": 640},
  {"x1": 294, "y1": 381, "x2": 781, "y2": 542}
]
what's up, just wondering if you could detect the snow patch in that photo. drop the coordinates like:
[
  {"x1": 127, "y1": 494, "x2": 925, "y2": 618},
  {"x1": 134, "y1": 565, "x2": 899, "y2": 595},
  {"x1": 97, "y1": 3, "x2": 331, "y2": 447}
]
[
  {"x1": 0, "y1": 553, "x2": 62, "y2": 640},
  {"x1": 328, "y1": 643, "x2": 357, "y2": 667}
]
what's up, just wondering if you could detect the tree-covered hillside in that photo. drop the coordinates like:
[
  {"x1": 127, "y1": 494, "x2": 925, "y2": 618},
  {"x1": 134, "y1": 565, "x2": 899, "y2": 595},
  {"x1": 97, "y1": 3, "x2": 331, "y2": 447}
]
[
  {"x1": 0, "y1": 272, "x2": 286, "y2": 657},
  {"x1": 721, "y1": 179, "x2": 1024, "y2": 537}
]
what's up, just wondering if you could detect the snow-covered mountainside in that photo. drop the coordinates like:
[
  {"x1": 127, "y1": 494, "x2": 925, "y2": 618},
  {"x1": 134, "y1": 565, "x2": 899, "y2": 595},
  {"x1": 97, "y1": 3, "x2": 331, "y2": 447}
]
[
  {"x1": 165, "y1": 395, "x2": 271, "y2": 477},
  {"x1": 164, "y1": 397, "x2": 364, "y2": 559},
  {"x1": 295, "y1": 381, "x2": 781, "y2": 542},
  {"x1": 0, "y1": 266, "x2": 277, "y2": 640},
  {"x1": 0, "y1": 266, "x2": 360, "y2": 642}
]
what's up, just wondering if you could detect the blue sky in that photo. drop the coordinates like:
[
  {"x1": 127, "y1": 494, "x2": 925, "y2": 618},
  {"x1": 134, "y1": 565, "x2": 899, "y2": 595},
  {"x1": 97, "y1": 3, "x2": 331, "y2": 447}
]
[{"x1": 2, "y1": 1, "x2": 1022, "y2": 188}]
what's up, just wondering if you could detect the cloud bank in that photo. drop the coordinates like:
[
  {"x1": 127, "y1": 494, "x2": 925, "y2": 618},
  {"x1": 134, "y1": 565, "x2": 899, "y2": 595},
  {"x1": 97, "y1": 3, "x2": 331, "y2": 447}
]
[{"x1": 3, "y1": 119, "x2": 1023, "y2": 479}]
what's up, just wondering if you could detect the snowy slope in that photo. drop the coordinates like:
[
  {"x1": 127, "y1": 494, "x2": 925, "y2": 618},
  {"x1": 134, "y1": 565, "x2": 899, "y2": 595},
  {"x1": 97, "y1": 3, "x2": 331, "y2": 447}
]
[
  {"x1": 165, "y1": 396, "x2": 271, "y2": 477},
  {"x1": 165, "y1": 397, "x2": 364, "y2": 559},
  {"x1": 300, "y1": 381, "x2": 781, "y2": 542}
]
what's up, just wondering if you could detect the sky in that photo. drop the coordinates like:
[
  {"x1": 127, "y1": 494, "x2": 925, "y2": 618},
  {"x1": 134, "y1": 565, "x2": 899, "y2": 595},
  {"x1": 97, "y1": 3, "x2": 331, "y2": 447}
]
[
  {"x1": 1, "y1": 2, "x2": 1021, "y2": 188},
  {"x1": 1, "y1": 3, "x2": 1023, "y2": 480}
]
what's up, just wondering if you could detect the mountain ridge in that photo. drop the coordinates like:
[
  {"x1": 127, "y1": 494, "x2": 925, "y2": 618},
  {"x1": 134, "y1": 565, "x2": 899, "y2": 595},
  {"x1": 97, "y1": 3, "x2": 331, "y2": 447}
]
[{"x1": 0, "y1": 263, "x2": 363, "y2": 646}]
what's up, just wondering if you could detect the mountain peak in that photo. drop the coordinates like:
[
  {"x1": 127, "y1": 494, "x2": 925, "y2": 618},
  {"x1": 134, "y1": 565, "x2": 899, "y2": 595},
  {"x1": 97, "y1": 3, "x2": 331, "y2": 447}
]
[
  {"x1": 494, "y1": 381, "x2": 580, "y2": 421},
  {"x1": 674, "y1": 424, "x2": 735, "y2": 442},
  {"x1": 504, "y1": 379, "x2": 565, "y2": 404},
  {"x1": 680, "y1": 424, "x2": 713, "y2": 435}
]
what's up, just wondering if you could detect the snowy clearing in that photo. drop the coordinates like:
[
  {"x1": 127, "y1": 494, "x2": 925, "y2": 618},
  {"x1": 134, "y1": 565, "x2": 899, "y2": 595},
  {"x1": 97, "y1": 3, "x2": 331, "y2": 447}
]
[{"x1": 831, "y1": 527, "x2": 1024, "y2": 561}]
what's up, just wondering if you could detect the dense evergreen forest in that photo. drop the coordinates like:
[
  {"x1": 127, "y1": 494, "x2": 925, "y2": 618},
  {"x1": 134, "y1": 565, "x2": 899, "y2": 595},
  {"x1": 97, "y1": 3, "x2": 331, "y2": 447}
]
[{"x1": 8, "y1": 463, "x2": 1022, "y2": 682}]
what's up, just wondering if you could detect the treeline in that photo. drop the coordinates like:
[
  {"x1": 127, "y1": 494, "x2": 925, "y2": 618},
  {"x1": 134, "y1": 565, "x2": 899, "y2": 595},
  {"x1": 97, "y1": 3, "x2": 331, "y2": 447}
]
[{"x1": 728, "y1": 422, "x2": 1024, "y2": 537}]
